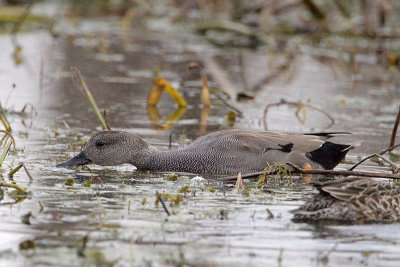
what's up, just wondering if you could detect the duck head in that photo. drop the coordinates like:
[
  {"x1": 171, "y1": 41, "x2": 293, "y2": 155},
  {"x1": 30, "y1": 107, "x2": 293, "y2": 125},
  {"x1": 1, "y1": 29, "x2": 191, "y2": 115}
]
[{"x1": 56, "y1": 131, "x2": 153, "y2": 167}]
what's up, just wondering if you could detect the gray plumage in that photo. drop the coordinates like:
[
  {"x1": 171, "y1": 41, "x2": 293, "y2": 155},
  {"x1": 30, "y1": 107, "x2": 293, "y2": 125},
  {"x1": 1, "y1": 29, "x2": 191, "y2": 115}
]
[
  {"x1": 292, "y1": 178, "x2": 400, "y2": 223},
  {"x1": 57, "y1": 129, "x2": 353, "y2": 175}
]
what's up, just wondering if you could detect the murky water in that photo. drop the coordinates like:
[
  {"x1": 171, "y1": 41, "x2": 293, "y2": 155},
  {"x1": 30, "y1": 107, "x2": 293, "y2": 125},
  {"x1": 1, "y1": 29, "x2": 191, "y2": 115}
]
[{"x1": 1, "y1": 7, "x2": 400, "y2": 267}]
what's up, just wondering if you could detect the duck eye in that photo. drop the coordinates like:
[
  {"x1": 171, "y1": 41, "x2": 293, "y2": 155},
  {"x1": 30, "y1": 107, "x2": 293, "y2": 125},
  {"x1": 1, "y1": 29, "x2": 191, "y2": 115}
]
[{"x1": 96, "y1": 141, "x2": 105, "y2": 147}]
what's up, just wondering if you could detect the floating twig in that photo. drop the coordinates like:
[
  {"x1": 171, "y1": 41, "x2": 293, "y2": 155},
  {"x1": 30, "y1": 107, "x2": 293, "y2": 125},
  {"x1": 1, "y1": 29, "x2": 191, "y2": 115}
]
[
  {"x1": 71, "y1": 67, "x2": 109, "y2": 130},
  {"x1": 156, "y1": 191, "x2": 170, "y2": 216},
  {"x1": 217, "y1": 164, "x2": 400, "y2": 182},
  {"x1": 22, "y1": 164, "x2": 33, "y2": 181},
  {"x1": 263, "y1": 99, "x2": 334, "y2": 130},
  {"x1": 284, "y1": 163, "x2": 400, "y2": 179},
  {"x1": 379, "y1": 143, "x2": 400, "y2": 155},
  {"x1": 348, "y1": 109, "x2": 400, "y2": 173},
  {"x1": 349, "y1": 153, "x2": 399, "y2": 173}
]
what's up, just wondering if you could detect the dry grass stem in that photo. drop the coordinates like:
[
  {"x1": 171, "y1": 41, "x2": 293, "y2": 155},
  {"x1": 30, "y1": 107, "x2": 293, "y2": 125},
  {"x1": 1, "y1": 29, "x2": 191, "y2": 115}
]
[
  {"x1": 71, "y1": 67, "x2": 109, "y2": 130},
  {"x1": 379, "y1": 143, "x2": 400, "y2": 155},
  {"x1": 235, "y1": 172, "x2": 243, "y2": 190}
]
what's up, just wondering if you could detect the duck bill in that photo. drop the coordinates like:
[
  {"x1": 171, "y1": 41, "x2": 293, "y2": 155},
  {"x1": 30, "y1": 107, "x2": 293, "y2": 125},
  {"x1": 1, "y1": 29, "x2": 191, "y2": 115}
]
[{"x1": 56, "y1": 151, "x2": 90, "y2": 168}]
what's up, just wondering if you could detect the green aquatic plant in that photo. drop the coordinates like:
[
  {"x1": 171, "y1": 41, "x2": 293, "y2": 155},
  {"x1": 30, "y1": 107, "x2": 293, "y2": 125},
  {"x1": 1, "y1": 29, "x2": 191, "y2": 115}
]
[
  {"x1": 275, "y1": 163, "x2": 292, "y2": 179},
  {"x1": 257, "y1": 173, "x2": 266, "y2": 188},
  {"x1": 0, "y1": 131, "x2": 16, "y2": 168},
  {"x1": 0, "y1": 103, "x2": 16, "y2": 168},
  {"x1": 0, "y1": 181, "x2": 26, "y2": 193},
  {"x1": 8, "y1": 163, "x2": 23, "y2": 177},
  {"x1": 159, "y1": 193, "x2": 181, "y2": 205},
  {"x1": 178, "y1": 186, "x2": 191, "y2": 194},
  {"x1": 83, "y1": 178, "x2": 96, "y2": 187},
  {"x1": 8, "y1": 163, "x2": 33, "y2": 180},
  {"x1": 65, "y1": 178, "x2": 75, "y2": 186},
  {"x1": 0, "y1": 104, "x2": 11, "y2": 132},
  {"x1": 19, "y1": 240, "x2": 35, "y2": 250},
  {"x1": 164, "y1": 173, "x2": 178, "y2": 181}
]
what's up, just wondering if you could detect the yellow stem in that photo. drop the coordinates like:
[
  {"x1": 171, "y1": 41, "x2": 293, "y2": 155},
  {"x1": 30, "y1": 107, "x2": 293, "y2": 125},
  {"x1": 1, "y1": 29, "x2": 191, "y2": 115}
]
[
  {"x1": 147, "y1": 83, "x2": 164, "y2": 106},
  {"x1": 0, "y1": 181, "x2": 26, "y2": 193},
  {"x1": 155, "y1": 78, "x2": 187, "y2": 108}
]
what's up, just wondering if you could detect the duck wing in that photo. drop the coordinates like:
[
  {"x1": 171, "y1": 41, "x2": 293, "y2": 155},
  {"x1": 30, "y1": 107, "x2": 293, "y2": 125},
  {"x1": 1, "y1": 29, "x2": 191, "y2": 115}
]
[
  {"x1": 188, "y1": 129, "x2": 325, "y2": 154},
  {"x1": 321, "y1": 178, "x2": 400, "y2": 221},
  {"x1": 317, "y1": 178, "x2": 382, "y2": 202}
]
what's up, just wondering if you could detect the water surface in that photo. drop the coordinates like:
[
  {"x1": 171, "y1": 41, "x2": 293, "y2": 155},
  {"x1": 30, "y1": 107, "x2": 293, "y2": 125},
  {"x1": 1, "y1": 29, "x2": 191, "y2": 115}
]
[{"x1": 0, "y1": 10, "x2": 400, "y2": 267}]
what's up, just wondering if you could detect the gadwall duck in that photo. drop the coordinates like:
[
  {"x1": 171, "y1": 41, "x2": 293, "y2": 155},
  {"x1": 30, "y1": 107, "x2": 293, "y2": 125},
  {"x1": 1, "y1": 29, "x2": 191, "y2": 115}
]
[
  {"x1": 57, "y1": 129, "x2": 353, "y2": 175},
  {"x1": 292, "y1": 178, "x2": 400, "y2": 223}
]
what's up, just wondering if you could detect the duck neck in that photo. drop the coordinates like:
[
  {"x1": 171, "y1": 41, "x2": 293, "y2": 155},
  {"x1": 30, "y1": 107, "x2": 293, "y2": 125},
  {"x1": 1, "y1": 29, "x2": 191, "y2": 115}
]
[
  {"x1": 132, "y1": 149, "x2": 191, "y2": 172},
  {"x1": 130, "y1": 145, "x2": 159, "y2": 167}
]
